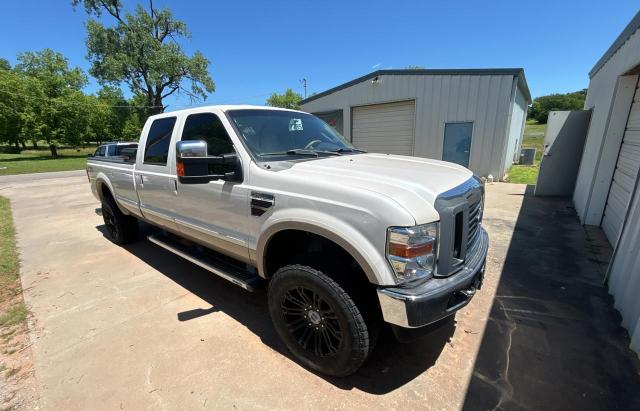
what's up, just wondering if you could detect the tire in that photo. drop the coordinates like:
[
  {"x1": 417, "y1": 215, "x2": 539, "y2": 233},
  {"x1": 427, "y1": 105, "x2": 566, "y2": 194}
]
[
  {"x1": 101, "y1": 195, "x2": 138, "y2": 245},
  {"x1": 268, "y1": 264, "x2": 371, "y2": 377}
]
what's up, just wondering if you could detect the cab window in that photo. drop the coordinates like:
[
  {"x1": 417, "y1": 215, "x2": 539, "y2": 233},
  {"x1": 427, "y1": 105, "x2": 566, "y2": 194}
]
[
  {"x1": 181, "y1": 113, "x2": 234, "y2": 156},
  {"x1": 144, "y1": 117, "x2": 177, "y2": 165}
]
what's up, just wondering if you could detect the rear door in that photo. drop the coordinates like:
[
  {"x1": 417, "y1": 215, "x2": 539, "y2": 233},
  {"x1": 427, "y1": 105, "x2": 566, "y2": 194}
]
[
  {"x1": 136, "y1": 116, "x2": 180, "y2": 230},
  {"x1": 172, "y1": 110, "x2": 250, "y2": 262}
]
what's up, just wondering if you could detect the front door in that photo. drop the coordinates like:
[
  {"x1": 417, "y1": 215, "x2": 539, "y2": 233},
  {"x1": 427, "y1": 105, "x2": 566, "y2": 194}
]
[
  {"x1": 443, "y1": 122, "x2": 473, "y2": 168},
  {"x1": 173, "y1": 111, "x2": 250, "y2": 262},
  {"x1": 137, "y1": 116, "x2": 179, "y2": 230}
]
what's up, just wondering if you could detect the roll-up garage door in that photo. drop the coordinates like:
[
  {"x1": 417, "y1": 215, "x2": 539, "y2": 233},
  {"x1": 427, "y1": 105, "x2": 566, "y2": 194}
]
[
  {"x1": 602, "y1": 80, "x2": 640, "y2": 246},
  {"x1": 351, "y1": 100, "x2": 415, "y2": 156}
]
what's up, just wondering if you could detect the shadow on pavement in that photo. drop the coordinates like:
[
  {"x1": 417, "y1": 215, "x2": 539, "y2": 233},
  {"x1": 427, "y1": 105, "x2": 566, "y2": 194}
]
[
  {"x1": 462, "y1": 186, "x2": 640, "y2": 411},
  {"x1": 96, "y1": 223, "x2": 454, "y2": 394}
]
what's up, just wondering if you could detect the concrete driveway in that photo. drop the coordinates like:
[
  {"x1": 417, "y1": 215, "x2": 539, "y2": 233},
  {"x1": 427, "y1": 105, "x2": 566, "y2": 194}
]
[{"x1": 1, "y1": 174, "x2": 639, "y2": 410}]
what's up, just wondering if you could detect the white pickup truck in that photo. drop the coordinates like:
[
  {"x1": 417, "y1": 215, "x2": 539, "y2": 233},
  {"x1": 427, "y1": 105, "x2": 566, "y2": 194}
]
[{"x1": 87, "y1": 105, "x2": 488, "y2": 376}]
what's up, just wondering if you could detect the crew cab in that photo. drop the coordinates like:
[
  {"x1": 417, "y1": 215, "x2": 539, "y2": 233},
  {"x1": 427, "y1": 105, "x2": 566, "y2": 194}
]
[{"x1": 86, "y1": 105, "x2": 488, "y2": 376}]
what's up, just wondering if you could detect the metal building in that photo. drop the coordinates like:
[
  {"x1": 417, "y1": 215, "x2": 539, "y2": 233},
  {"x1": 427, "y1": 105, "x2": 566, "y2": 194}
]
[
  {"x1": 573, "y1": 11, "x2": 640, "y2": 355},
  {"x1": 300, "y1": 69, "x2": 531, "y2": 179}
]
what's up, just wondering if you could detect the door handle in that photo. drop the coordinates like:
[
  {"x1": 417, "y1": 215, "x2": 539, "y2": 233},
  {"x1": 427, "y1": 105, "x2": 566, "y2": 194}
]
[{"x1": 172, "y1": 179, "x2": 178, "y2": 195}]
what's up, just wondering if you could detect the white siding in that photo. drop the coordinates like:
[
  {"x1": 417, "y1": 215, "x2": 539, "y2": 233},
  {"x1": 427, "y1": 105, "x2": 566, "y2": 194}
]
[
  {"x1": 301, "y1": 73, "x2": 518, "y2": 179},
  {"x1": 352, "y1": 101, "x2": 415, "y2": 155},
  {"x1": 607, "y1": 171, "x2": 640, "y2": 354},
  {"x1": 602, "y1": 82, "x2": 640, "y2": 245},
  {"x1": 573, "y1": 13, "x2": 640, "y2": 358},
  {"x1": 574, "y1": 25, "x2": 640, "y2": 225},
  {"x1": 503, "y1": 86, "x2": 528, "y2": 174}
]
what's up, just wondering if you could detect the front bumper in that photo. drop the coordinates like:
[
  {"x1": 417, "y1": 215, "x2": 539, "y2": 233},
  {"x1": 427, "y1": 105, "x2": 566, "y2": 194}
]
[{"x1": 377, "y1": 226, "x2": 489, "y2": 328}]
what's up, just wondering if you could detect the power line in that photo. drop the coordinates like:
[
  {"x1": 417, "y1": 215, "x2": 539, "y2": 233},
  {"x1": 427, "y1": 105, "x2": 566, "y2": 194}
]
[{"x1": 0, "y1": 87, "x2": 162, "y2": 108}]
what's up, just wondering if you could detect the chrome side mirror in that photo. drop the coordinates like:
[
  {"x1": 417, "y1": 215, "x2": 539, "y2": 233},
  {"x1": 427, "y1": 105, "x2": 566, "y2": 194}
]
[
  {"x1": 175, "y1": 140, "x2": 243, "y2": 184},
  {"x1": 176, "y1": 140, "x2": 208, "y2": 158}
]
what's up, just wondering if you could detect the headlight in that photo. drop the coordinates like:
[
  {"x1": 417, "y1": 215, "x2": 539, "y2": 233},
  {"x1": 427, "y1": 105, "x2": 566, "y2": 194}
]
[{"x1": 386, "y1": 222, "x2": 438, "y2": 285}]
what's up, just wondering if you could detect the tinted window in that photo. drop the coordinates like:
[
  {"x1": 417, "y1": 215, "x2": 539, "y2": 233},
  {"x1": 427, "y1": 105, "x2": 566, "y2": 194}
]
[
  {"x1": 95, "y1": 145, "x2": 106, "y2": 156},
  {"x1": 107, "y1": 145, "x2": 116, "y2": 156},
  {"x1": 144, "y1": 117, "x2": 176, "y2": 165},
  {"x1": 181, "y1": 113, "x2": 234, "y2": 156},
  {"x1": 114, "y1": 144, "x2": 138, "y2": 156}
]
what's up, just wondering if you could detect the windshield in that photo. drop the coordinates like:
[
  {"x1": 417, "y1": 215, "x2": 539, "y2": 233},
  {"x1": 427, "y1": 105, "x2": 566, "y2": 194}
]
[{"x1": 227, "y1": 109, "x2": 358, "y2": 160}]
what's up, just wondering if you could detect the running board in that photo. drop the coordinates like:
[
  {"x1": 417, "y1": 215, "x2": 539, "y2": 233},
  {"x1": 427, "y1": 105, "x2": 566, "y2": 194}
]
[{"x1": 147, "y1": 234, "x2": 262, "y2": 292}]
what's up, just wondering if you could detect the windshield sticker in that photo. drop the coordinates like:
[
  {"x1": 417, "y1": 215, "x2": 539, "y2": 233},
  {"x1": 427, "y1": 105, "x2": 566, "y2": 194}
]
[{"x1": 289, "y1": 118, "x2": 303, "y2": 131}]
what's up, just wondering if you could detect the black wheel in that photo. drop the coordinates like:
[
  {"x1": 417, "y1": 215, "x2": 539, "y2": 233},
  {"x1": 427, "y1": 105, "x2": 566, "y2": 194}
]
[
  {"x1": 101, "y1": 196, "x2": 138, "y2": 245},
  {"x1": 268, "y1": 264, "x2": 370, "y2": 377}
]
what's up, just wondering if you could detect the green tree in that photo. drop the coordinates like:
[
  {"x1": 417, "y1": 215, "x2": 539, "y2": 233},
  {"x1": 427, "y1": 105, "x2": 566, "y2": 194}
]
[
  {"x1": 0, "y1": 58, "x2": 11, "y2": 71},
  {"x1": 72, "y1": 0, "x2": 215, "y2": 115},
  {"x1": 14, "y1": 49, "x2": 88, "y2": 156},
  {"x1": 95, "y1": 86, "x2": 129, "y2": 142},
  {"x1": 528, "y1": 89, "x2": 587, "y2": 123},
  {"x1": 266, "y1": 88, "x2": 303, "y2": 110},
  {"x1": 0, "y1": 69, "x2": 30, "y2": 149}
]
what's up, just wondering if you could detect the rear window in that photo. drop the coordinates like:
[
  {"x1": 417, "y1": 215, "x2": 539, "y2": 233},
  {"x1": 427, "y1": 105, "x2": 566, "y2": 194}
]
[
  {"x1": 144, "y1": 117, "x2": 176, "y2": 165},
  {"x1": 114, "y1": 144, "x2": 138, "y2": 156}
]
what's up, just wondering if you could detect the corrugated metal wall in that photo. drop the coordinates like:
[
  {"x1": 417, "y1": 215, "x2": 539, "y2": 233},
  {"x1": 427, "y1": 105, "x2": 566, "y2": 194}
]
[
  {"x1": 574, "y1": 26, "x2": 640, "y2": 225},
  {"x1": 503, "y1": 86, "x2": 528, "y2": 173},
  {"x1": 607, "y1": 167, "x2": 640, "y2": 353},
  {"x1": 301, "y1": 74, "x2": 517, "y2": 179}
]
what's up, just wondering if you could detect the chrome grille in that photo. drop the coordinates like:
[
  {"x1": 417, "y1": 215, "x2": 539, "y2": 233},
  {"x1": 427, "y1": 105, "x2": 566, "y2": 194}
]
[{"x1": 467, "y1": 198, "x2": 482, "y2": 247}]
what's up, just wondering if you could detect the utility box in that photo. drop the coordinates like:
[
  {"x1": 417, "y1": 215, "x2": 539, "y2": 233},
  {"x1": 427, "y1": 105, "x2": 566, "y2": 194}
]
[{"x1": 520, "y1": 148, "x2": 536, "y2": 165}]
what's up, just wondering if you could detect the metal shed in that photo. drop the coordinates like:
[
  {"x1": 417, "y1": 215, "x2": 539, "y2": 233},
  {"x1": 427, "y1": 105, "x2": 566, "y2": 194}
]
[
  {"x1": 300, "y1": 69, "x2": 531, "y2": 180},
  {"x1": 573, "y1": 11, "x2": 640, "y2": 355}
]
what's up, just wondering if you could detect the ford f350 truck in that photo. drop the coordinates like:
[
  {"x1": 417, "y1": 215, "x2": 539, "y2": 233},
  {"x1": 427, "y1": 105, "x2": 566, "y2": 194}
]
[{"x1": 86, "y1": 105, "x2": 488, "y2": 376}]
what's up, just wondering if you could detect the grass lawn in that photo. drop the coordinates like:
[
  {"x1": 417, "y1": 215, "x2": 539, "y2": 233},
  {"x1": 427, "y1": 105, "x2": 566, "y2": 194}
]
[
  {"x1": 0, "y1": 146, "x2": 96, "y2": 176},
  {"x1": 506, "y1": 121, "x2": 546, "y2": 185},
  {"x1": 0, "y1": 196, "x2": 26, "y2": 328}
]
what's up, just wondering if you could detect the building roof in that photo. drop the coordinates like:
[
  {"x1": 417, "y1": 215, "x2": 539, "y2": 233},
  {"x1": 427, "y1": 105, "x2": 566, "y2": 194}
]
[
  {"x1": 300, "y1": 68, "x2": 531, "y2": 105},
  {"x1": 590, "y1": 11, "x2": 640, "y2": 78}
]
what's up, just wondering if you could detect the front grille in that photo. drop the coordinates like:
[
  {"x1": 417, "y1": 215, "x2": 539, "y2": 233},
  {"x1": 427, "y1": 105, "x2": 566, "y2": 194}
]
[
  {"x1": 434, "y1": 177, "x2": 483, "y2": 277},
  {"x1": 467, "y1": 198, "x2": 482, "y2": 247}
]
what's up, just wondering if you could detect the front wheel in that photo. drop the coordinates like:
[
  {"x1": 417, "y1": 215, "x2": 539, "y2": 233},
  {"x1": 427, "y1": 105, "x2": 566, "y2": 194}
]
[{"x1": 268, "y1": 264, "x2": 371, "y2": 377}]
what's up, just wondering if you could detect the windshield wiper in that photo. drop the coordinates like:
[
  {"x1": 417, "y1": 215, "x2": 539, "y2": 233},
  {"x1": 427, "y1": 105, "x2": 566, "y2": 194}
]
[
  {"x1": 261, "y1": 149, "x2": 344, "y2": 158},
  {"x1": 261, "y1": 149, "x2": 319, "y2": 157},
  {"x1": 332, "y1": 148, "x2": 366, "y2": 154}
]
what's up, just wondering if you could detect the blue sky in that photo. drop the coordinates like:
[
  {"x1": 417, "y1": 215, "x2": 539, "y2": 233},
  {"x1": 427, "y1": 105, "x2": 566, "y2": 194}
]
[{"x1": 1, "y1": 1, "x2": 638, "y2": 108}]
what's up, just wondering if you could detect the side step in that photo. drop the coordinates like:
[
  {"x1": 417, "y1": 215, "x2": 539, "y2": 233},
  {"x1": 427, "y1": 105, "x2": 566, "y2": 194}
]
[{"x1": 147, "y1": 234, "x2": 263, "y2": 292}]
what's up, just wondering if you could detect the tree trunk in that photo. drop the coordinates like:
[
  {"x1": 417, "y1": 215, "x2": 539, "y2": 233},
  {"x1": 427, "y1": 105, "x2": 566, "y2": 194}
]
[
  {"x1": 32, "y1": 140, "x2": 38, "y2": 149},
  {"x1": 49, "y1": 144, "x2": 58, "y2": 158},
  {"x1": 150, "y1": 93, "x2": 164, "y2": 115},
  {"x1": 20, "y1": 141, "x2": 27, "y2": 149},
  {"x1": 14, "y1": 141, "x2": 19, "y2": 149}
]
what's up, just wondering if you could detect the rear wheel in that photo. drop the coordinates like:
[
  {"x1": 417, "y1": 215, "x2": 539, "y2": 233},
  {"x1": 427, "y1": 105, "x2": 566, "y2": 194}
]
[
  {"x1": 101, "y1": 195, "x2": 138, "y2": 245},
  {"x1": 268, "y1": 264, "x2": 371, "y2": 377}
]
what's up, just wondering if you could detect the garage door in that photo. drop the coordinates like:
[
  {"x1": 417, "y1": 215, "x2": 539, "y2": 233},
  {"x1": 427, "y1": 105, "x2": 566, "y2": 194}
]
[
  {"x1": 602, "y1": 80, "x2": 640, "y2": 246},
  {"x1": 351, "y1": 100, "x2": 415, "y2": 155}
]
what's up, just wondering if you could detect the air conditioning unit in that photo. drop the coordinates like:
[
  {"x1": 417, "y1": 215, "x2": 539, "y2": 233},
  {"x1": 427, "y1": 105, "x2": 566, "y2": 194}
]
[{"x1": 519, "y1": 148, "x2": 536, "y2": 165}]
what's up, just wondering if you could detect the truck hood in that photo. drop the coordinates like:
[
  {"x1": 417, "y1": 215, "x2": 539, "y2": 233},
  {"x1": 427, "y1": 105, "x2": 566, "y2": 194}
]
[{"x1": 283, "y1": 153, "x2": 473, "y2": 223}]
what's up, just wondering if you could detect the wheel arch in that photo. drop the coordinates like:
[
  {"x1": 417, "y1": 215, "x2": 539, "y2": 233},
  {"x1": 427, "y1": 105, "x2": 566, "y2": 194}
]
[
  {"x1": 95, "y1": 174, "x2": 130, "y2": 215},
  {"x1": 257, "y1": 219, "x2": 392, "y2": 285}
]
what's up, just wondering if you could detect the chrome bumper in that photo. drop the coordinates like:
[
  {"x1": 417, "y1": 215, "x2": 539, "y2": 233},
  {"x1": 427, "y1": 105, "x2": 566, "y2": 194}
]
[{"x1": 377, "y1": 227, "x2": 489, "y2": 328}]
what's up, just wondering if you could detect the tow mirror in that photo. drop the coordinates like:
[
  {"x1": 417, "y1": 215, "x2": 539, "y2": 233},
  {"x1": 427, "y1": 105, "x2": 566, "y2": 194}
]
[{"x1": 176, "y1": 140, "x2": 242, "y2": 184}]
